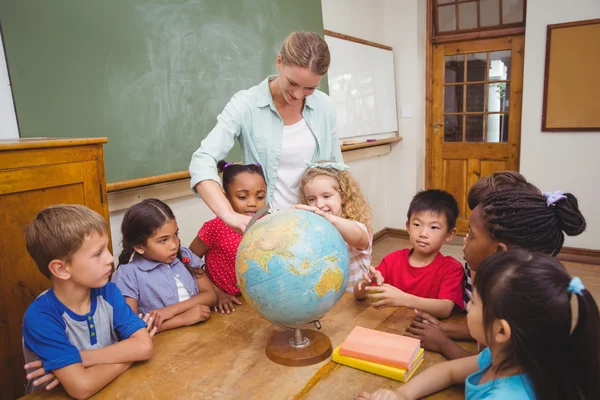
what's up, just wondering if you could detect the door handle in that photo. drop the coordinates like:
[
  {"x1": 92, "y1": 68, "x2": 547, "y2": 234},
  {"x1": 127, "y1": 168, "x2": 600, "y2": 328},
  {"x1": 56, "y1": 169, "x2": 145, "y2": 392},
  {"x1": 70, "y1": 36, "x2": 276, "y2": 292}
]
[{"x1": 433, "y1": 121, "x2": 447, "y2": 134}]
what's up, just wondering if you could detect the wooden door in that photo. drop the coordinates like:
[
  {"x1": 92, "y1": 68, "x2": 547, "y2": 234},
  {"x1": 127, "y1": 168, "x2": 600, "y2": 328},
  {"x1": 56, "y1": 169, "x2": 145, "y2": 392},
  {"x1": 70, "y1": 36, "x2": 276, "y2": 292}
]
[
  {"x1": 429, "y1": 36, "x2": 524, "y2": 234},
  {"x1": 0, "y1": 141, "x2": 109, "y2": 400}
]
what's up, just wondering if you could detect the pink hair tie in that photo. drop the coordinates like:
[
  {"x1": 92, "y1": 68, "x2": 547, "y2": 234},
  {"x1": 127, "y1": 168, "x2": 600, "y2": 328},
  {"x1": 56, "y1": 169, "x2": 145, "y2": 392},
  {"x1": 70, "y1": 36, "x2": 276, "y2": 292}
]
[{"x1": 223, "y1": 162, "x2": 234, "y2": 169}]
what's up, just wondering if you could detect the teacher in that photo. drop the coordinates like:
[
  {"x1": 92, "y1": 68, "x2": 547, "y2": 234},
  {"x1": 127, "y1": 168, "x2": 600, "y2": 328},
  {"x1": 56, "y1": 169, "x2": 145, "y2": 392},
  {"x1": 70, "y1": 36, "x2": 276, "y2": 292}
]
[{"x1": 189, "y1": 31, "x2": 343, "y2": 233}]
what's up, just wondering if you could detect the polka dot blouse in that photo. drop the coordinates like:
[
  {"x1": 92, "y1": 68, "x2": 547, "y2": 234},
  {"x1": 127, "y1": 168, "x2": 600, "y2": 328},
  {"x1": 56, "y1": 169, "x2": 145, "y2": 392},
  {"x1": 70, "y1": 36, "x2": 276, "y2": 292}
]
[{"x1": 198, "y1": 217, "x2": 242, "y2": 296}]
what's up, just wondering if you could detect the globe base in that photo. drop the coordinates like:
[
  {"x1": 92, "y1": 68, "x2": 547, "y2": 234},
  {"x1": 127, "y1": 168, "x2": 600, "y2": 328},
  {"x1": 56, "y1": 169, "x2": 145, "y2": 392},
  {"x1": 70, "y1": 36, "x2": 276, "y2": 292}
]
[{"x1": 266, "y1": 328, "x2": 333, "y2": 367}]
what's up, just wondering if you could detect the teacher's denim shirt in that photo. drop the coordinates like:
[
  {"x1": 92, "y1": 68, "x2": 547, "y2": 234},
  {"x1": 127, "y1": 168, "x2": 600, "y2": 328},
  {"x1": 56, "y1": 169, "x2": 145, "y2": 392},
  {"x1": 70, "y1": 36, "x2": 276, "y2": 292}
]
[
  {"x1": 189, "y1": 76, "x2": 343, "y2": 203},
  {"x1": 111, "y1": 247, "x2": 204, "y2": 315}
]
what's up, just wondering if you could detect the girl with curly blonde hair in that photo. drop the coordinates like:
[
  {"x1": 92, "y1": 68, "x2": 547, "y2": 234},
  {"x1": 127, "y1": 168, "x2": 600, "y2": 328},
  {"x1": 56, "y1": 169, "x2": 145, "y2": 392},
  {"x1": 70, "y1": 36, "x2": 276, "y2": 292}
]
[{"x1": 294, "y1": 161, "x2": 373, "y2": 291}]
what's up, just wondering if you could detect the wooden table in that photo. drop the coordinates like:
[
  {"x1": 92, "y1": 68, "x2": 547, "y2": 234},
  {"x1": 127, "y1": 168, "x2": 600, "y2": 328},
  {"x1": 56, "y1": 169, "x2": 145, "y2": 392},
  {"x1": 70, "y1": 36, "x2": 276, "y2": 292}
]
[{"x1": 22, "y1": 294, "x2": 475, "y2": 400}]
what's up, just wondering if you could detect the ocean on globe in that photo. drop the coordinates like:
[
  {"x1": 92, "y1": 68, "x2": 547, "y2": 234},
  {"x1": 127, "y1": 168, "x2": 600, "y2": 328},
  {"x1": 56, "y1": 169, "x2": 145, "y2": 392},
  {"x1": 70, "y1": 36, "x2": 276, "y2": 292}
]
[{"x1": 236, "y1": 209, "x2": 350, "y2": 327}]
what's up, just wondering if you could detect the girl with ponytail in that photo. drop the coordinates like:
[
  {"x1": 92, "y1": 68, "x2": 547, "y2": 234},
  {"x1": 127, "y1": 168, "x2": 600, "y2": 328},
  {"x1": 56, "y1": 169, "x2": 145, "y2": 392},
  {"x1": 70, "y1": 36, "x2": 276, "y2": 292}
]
[{"x1": 112, "y1": 199, "x2": 216, "y2": 333}]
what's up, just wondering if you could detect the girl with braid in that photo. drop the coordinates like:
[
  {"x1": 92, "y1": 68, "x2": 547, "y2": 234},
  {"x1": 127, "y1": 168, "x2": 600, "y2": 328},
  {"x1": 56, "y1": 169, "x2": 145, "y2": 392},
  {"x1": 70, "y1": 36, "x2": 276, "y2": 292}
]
[
  {"x1": 113, "y1": 199, "x2": 217, "y2": 333},
  {"x1": 405, "y1": 188, "x2": 586, "y2": 361}
]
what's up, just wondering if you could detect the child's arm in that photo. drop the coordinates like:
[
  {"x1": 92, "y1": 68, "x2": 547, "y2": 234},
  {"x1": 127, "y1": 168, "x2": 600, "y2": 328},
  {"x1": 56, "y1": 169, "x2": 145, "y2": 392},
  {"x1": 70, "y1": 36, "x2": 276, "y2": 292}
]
[
  {"x1": 367, "y1": 284, "x2": 455, "y2": 318},
  {"x1": 355, "y1": 355, "x2": 479, "y2": 400},
  {"x1": 191, "y1": 233, "x2": 242, "y2": 314},
  {"x1": 78, "y1": 328, "x2": 152, "y2": 367},
  {"x1": 146, "y1": 297, "x2": 212, "y2": 332},
  {"x1": 123, "y1": 285, "x2": 213, "y2": 332},
  {"x1": 405, "y1": 322, "x2": 474, "y2": 360},
  {"x1": 443, "y1": 322, "x2": 474, "y2": 341},
  {"x1": 189, "y1": 236, "x2": 209, "y2": 258},
  {"x1": 293, "y1": 204, "x2": 369, "y2": 250},
  {"x1": 354, "y1": 266, "x2": 384, "y2": 300},
  {"x1": 52, "y1": 362, "x2": 132, "y2": 400}
]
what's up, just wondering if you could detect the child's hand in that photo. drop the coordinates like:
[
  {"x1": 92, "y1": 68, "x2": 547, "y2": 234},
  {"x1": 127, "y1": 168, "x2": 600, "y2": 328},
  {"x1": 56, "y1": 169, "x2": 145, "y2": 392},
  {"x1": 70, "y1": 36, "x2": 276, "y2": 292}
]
[
  {"x1": 24, "y1": 360, "x2": 60, "y2": 391},
  {"x1": 413, "y1": 309, "x2": 441, "y2": 327},
  {"x1": 214, "y1": 292, "x2": 243, "y2": 314},
  {"x1": 139, "y1": 313, "x2": 158, "y2": 337},
  {"x1": 357, "y1": 266, "x2": 384, "y2": 291},
  {"x1": 292, "y1": 204, "x2": 334, "y2": 222},
  {"x1": 366, "y1": 284, "x2": 408, "y2": 309},
  {"x1": 149, "y1": 308, "x2": 174, "y2": 331},
  {"x1": 355, "y1": 389, "x2": 406, "y2": 400},
  {"x1": 189, "y1": 304, "x2": 212, "y2": 323},
  {"x1": 405, "y1": 313, "x2": 452, "y2": 354}
]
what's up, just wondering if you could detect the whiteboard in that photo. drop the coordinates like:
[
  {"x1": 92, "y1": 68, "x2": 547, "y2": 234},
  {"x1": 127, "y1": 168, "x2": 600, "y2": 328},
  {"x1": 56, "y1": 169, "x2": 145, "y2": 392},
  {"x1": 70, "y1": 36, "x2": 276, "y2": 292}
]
[{"x1": 325, "y1": 35, "x2": 398, "y2": 139}]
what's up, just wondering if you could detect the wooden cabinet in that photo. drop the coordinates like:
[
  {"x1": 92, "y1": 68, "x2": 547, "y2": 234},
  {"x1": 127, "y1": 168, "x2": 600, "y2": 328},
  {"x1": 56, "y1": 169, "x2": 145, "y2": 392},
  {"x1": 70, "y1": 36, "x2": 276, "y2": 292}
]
[{"x1": 0, "y1": 138, "x2": 110, "y2": 400}]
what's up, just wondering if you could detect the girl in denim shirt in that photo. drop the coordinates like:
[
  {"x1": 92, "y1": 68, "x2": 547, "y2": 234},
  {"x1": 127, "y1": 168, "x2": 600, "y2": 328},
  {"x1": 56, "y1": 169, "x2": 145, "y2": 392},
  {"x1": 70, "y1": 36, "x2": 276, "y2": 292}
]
[{"x1": 112, "y1": 199, "x2": 217, "y2": 333}]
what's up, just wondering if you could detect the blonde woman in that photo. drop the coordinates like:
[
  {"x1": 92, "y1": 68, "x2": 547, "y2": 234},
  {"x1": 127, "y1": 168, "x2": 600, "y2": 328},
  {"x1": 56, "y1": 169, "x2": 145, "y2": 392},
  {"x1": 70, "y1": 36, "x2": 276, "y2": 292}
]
[{"x1": 189, "y1": 32, "x2": 342, "y2": 233}]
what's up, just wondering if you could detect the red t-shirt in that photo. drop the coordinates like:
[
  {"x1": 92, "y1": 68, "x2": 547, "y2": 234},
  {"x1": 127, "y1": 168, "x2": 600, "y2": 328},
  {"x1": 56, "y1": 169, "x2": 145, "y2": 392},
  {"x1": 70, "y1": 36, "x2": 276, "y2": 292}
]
[
  {"x1": 198, "y1": 217, "x2": 242, "y2": 296},
  {"x1": 375, "y1": 248, "x2": 464, "y2": 309}
]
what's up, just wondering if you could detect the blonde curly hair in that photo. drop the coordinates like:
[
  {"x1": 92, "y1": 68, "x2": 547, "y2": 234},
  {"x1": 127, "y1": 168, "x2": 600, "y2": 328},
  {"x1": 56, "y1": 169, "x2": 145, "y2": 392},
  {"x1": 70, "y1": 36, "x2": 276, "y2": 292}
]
[{"x1": 299, "y1": 162, "x2": 372, "y2": 231}]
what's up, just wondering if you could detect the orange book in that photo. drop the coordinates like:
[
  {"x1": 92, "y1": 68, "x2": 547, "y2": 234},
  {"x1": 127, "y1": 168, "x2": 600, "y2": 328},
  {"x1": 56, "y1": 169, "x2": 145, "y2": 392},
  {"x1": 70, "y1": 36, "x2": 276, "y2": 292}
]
[{"x1": 339, "y1": 326, "x2": 421, "y2": 370}]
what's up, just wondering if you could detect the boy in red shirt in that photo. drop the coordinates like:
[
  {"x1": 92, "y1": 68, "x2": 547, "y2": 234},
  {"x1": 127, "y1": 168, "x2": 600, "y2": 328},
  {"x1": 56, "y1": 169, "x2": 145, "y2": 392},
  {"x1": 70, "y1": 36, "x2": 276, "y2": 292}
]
[{"x1": 354, "y1": 189, "x2": 463, "y2": 318}]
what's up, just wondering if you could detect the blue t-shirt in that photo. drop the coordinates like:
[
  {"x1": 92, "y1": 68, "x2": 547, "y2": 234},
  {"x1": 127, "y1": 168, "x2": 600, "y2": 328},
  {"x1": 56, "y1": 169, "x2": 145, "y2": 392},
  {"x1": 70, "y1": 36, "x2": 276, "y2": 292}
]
[
  {"x1": 22, "y1": 282, "x2": 146, "y2": 392},
  {"x1": 465, "y1": 348, "x2": 535, "y2": 399}
]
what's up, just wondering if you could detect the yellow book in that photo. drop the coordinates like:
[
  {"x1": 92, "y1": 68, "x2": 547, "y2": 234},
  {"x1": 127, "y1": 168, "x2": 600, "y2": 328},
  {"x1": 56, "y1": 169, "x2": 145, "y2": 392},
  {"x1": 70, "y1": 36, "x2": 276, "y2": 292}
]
[{"x1": 331, "y1": 346, "x2": 425, "y2": 383}]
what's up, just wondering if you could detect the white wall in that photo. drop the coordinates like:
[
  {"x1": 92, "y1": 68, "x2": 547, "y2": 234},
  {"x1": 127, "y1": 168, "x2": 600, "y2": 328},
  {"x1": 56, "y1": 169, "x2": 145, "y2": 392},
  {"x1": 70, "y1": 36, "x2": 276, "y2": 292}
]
[
  {"x1": 382, "y1": 0, "x2": 427, "y2": 228},
  {"x1": 0, "y1": 30, "x2": 19, "y2": 139},
  {"x1": 520, "y1": 0, "x2": 600, "y2": 249},
  {"x1": 321, "y1": 0, "x2": 386, "y2": 44}
]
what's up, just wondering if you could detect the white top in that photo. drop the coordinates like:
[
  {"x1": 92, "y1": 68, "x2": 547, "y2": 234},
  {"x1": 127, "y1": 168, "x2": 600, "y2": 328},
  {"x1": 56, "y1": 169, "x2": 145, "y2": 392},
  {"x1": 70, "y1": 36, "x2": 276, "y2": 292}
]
[
  {"x1": 174, "y1": 276, "x2": 191, "y2": 302},
  {"x1": 272, "y1": 119, "x2": 317, "y2": 210},
  {"x1": 346, "y1": 221, "x2": 373, "y2": 292}
]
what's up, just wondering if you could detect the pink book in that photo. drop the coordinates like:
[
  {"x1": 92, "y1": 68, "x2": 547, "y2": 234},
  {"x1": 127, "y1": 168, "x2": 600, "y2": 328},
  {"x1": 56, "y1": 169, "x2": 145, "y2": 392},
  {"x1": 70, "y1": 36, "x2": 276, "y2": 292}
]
[{"x1": 339, "y1": 326, "x2": 421, "y2": 370}]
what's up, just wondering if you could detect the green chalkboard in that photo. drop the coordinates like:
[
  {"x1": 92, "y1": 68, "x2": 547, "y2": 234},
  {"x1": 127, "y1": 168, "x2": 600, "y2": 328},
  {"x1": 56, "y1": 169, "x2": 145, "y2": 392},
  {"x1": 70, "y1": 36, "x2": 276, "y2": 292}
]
[{"x1": 0, "y1": 0, "x2": 325, "y2": 183}]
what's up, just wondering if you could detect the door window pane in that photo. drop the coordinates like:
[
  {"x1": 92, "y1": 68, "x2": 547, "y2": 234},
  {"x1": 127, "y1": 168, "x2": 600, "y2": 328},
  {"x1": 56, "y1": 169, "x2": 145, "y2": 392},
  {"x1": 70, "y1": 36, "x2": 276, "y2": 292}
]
[
  {"x1": 466, "y1": 115, "x2": 485, "y2": 142},
  {"x1": 445, "y1": 55, "x2": 464, "y2": 83},
  {"x1": 503, "y1": 0, "x2": 524, "y2": 24},
  {"x1": 437, "y1": 0, "x2": 454, "y2": 4},
  {"x1": 489, "y1": 51, "x2": 511, "y2": 81},
  {"x1": 487, "y1": 114, "x2": 509, "y2": 142},
  {"x1": 458, "y1": 1, "x2": 478, "y2": 30},
  {"x1": 488, "y1": 83, "x2": 510, "y2": 112},
  {"x1": 466, "y1": 84, "x2": 485, "y2": 112},
  {"x1": 444, "y1": 85, "x2": 464, "y2": 112},
  {"x1": 444, "y1": 114, "x2": 463, "y2": 142},
  {"x1": 480, "y1": 0, "x2": 500, "y2": 27},
  {"x1": 438, "y1": 5, "x2": 457, "y2": 32},
  {"x1": 466, "y1": 52, "x2": 487, "y2": 81}
]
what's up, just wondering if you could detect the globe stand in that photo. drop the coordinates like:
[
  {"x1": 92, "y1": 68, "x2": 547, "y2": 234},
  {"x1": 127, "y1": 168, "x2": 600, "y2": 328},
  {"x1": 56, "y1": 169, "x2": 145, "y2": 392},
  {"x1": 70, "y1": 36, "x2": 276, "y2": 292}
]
[{"x1": 266, "y1": 328, "x2": 333, "y2": 366}]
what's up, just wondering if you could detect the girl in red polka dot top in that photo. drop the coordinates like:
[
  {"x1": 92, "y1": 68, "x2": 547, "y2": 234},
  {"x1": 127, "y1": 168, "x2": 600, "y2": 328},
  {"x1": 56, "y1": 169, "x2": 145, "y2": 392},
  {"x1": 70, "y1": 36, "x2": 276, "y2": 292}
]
[{"x1": 190, "y1": 160, "x2": 267, "y2": 314}]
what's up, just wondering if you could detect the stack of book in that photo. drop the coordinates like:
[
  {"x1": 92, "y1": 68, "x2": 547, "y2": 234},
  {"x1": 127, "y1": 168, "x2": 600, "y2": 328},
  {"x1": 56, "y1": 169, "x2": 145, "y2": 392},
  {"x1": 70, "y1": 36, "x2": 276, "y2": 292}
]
[{"x1": 332, "y1": 326, "x2": 425, "y2": 383}]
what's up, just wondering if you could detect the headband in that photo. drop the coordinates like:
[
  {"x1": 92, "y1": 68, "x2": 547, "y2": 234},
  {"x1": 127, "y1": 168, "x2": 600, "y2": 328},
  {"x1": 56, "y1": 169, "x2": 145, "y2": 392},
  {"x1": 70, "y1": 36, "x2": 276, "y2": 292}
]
[{"x1": 305, "y1": 161, "x2": 350, "y2": 171}]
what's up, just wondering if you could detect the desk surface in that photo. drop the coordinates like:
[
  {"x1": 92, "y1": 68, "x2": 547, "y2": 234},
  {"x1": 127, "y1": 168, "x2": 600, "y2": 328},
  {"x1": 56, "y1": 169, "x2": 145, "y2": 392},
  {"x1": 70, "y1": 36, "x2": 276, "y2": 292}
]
[{"x1": 23, "y1": 294, "x2": 475, "y2": 400}]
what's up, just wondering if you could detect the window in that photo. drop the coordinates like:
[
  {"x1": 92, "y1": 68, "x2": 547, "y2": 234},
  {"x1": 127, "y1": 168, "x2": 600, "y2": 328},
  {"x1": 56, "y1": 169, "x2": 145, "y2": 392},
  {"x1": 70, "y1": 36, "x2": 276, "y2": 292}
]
[{"x1": 434, "y1": 0, "x2": 526, "y2": 36}]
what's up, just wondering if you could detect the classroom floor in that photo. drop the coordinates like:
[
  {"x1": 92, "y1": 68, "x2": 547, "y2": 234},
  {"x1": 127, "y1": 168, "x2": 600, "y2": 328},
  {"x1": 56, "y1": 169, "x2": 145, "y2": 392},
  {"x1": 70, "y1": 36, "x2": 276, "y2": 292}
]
[{"x1": 373, "y1": 237, "x2": 600, "y2": 305}]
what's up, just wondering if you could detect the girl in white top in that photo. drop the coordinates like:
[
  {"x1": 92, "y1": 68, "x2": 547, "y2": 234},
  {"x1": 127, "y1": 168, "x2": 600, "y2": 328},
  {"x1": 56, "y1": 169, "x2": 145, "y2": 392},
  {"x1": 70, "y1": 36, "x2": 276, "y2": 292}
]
[{"x1": 294, "y1": 161, "x2": 373, "y2": 291}]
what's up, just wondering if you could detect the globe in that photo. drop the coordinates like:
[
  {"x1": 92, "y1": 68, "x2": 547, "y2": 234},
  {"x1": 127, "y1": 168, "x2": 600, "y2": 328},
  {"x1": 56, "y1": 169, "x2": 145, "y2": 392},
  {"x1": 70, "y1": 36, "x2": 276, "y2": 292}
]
[{"x1": 236, "y1": 209, "x2": 350, "y2": 327}]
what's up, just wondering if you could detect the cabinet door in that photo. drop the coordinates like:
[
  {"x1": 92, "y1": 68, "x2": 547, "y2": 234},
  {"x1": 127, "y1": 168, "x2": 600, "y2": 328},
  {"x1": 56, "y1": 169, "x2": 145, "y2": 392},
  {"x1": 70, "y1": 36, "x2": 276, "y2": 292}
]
[{"x1": 0, "y1": 160, "x2": 105, "y2": 399}]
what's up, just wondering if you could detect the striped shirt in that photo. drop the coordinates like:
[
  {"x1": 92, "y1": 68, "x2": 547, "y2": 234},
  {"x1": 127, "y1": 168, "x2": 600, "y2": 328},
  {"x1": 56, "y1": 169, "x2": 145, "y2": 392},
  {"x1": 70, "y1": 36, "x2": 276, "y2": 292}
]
[{"x1": 463, "y1": 261, "x2": 473, "y2": 309}]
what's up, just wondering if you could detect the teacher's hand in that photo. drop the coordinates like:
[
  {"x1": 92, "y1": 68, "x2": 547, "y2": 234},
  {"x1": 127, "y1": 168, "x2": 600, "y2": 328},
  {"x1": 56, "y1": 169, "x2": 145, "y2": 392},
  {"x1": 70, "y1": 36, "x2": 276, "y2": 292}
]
[{"x1": 223, "y1": 211, "x2": 252, "y2": 234}]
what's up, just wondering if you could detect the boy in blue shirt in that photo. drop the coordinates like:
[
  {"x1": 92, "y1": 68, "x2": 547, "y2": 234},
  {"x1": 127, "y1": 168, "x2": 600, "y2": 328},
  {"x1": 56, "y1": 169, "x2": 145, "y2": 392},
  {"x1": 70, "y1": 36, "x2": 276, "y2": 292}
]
[{"x1": 22, "y1": 204, "x2": 153, "y2": 398}]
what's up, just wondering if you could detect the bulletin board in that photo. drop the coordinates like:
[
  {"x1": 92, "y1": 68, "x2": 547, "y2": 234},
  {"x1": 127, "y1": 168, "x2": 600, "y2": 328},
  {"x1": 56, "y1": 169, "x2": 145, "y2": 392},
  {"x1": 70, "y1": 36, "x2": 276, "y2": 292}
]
[{"x1": 542, "y1": 18, "x2": 600, "y2": 131}]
